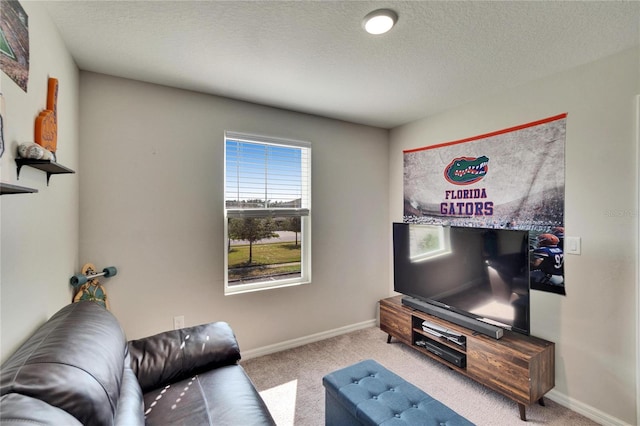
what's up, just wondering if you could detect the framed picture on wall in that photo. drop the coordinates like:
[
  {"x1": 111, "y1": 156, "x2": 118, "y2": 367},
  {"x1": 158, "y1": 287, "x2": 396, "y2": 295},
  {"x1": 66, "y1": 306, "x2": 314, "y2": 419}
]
[
  {"x1": 403, "y1": 114, "x2": 567, "y2": 295},
  {"x1": 0, "y1": 92, "x2": 5, "y2": 158},
  {"x1": 0, "y1": 0, "x2": 30, "y2": 92}
]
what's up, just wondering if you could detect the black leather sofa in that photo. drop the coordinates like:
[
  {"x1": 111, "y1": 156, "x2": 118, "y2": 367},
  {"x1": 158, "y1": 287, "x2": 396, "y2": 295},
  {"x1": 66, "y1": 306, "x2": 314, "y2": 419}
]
[{"x1": 0, "y1": 301, "x2": 275, "y2": 425}]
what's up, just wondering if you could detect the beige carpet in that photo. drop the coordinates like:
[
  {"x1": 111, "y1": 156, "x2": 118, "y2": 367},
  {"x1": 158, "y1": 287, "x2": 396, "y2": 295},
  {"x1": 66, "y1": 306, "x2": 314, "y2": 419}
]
[{"x1": 241, "y1": 326, "x2": 599, "y2": 426}]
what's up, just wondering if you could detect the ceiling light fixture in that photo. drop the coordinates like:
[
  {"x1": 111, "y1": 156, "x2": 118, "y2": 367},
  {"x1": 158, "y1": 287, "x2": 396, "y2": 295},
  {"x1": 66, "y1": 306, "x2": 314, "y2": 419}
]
[{"x1": 362, "y1": 9, "x2": 398, "y2": 35}]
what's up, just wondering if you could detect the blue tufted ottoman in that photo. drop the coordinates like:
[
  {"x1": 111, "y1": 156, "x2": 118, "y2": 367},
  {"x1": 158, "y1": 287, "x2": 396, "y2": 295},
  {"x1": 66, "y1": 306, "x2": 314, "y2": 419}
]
[{"x1": 322, "y1": 359, "x2": 474, "y2": 426}]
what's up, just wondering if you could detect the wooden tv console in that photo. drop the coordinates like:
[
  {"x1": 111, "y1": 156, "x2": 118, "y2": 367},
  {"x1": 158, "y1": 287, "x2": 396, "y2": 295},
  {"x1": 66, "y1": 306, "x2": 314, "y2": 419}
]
[{"x1": 379, "y1": 296, "x2": 555, "y2": 421}]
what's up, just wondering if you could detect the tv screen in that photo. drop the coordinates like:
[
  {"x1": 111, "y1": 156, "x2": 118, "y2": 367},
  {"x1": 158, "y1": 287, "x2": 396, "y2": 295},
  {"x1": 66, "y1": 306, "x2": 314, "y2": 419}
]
[{"x1": 393, "y1": 223, "x2": 530, "y2": 335}]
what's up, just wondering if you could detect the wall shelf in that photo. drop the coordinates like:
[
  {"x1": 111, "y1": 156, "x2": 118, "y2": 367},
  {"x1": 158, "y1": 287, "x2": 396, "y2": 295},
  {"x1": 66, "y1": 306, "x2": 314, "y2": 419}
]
[
  {"x1": 0, "y1": 182, "x2": 38, "y2": 195},
  {"x1": 16, "y1": 158, "x2": 75, "y2": 186}
]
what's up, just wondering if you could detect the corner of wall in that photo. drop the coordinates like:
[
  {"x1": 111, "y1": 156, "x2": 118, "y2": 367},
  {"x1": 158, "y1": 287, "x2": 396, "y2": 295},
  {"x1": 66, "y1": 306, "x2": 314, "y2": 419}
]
[{"x1": 0, "y1": 2, "x2": 80, "y2": 362}]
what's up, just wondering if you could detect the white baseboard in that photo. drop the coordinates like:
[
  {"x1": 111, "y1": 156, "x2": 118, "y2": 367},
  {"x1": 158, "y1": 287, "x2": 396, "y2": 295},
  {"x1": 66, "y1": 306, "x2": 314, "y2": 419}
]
[
  {"x1": 546, "y1": 389, "x2": 632, "y2": 426},
  {"x1": 241, "y1": 319, "x2": 377, "y2": 360}
]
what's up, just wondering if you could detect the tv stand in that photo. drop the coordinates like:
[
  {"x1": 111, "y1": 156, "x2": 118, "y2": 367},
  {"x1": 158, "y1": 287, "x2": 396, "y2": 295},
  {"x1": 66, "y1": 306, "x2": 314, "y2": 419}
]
[{"x1": 380, "y1": 296, "x2": 555, "y2": 421}]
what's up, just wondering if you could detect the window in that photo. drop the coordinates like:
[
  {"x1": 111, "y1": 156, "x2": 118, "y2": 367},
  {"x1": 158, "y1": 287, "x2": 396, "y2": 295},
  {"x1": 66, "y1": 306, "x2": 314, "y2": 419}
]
[
  {"x1": 409, "y1": 224, "x2": 451, "y2": 262},
  {"x1": 224, "y1": 132, "x2": 311, "y2": 294}
]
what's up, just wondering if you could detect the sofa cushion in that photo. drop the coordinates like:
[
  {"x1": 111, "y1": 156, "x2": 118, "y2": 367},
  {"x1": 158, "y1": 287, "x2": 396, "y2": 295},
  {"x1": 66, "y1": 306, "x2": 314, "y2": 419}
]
[
  {"x1": 128, "y1": 321, "x2": 241, "y2": 393},
  {"x1": 142, "y1": 364, "x2": 276, "y2": 426},
  {"x1": 0, "y1": 393, "x2": 83, "y2": 425},
  {"x1": 0, "y1": 302, "x2": 129, "y2": 426}
]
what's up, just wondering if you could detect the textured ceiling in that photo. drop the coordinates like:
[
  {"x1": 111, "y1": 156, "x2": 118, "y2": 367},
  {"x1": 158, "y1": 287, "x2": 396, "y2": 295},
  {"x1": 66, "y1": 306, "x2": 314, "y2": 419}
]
[{"x1": 41, "y1": 1, "x2": 640, "y2": 129}]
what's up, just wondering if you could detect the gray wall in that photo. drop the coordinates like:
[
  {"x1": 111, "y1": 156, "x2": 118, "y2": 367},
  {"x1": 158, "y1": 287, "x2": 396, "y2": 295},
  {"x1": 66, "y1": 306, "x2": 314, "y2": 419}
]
[
  {"x1": 78, "y1": 72, "x2": 390, "y2": 351},
  {"x1": 389, "y1": 47, "x2": 639, "y2": 425},
  {"x1": 1, "y1": 2, "x2": 79, "y2": 361}
]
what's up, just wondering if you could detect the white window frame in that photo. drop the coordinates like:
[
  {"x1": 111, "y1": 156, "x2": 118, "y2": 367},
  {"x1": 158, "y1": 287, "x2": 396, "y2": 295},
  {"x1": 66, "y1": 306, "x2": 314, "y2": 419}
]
[{"x1": 224, "y1": 131, "x2": 311, "y2": 295}]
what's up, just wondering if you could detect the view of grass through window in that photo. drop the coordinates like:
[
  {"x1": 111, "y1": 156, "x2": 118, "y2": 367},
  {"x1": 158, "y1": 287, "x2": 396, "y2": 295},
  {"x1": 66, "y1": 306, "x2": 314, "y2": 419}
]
[
  {"x1": 227, "y1": 216, "x2": 301, "y2": 284},
  {"x1": 225, "y1": 134, "x2": 310, "y2": 291}
]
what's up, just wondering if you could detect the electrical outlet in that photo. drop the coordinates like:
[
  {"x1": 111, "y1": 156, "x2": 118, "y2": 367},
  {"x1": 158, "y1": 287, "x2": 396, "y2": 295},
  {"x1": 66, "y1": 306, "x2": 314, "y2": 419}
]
[{"x1": 173, "y1": 315, "x2": 185, "y2": 330}]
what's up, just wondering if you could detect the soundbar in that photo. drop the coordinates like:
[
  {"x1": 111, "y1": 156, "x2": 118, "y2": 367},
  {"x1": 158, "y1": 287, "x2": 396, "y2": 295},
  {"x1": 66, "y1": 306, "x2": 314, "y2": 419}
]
[
  {"x1": 415, "y1": 339, "x2": 466, "y2": 368},
  {"x1": 402, "y1": 296, "x2": 504, "y2": 339}
]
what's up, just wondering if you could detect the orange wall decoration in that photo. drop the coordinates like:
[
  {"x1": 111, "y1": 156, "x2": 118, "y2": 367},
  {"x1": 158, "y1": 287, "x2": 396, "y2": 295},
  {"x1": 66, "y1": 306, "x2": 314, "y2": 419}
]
[{"x1": 34, "y1": 77, "x2": 58, "y2": 152}]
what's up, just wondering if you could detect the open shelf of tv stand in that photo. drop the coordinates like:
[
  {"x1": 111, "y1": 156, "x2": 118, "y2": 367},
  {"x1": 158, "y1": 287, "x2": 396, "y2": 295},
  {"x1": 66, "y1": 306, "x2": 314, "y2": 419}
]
[{"x1": 379, "y1": 296, "x2": 555, "y2": 422}]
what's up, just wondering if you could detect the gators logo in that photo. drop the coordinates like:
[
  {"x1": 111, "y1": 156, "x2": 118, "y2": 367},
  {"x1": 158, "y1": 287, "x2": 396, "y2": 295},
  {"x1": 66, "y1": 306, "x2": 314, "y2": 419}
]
[{"x1": 444, "y1": 156, "x2": 489, "y2": 185}]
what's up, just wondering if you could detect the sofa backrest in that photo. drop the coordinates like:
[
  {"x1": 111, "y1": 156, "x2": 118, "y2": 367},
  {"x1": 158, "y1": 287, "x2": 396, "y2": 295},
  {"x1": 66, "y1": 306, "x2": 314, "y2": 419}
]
[
  {"x1": 128, "y1": 321, "x2": 242, "y2": 393},
  {"x1": 0, "y1": 301, "x2": 129, "y2": 425}
]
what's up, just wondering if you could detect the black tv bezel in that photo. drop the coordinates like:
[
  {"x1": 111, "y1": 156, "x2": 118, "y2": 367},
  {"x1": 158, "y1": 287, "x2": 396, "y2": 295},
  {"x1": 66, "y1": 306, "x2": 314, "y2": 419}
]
[{"x1": 392, "y1": 222, "x2": 531, "y2": 336}]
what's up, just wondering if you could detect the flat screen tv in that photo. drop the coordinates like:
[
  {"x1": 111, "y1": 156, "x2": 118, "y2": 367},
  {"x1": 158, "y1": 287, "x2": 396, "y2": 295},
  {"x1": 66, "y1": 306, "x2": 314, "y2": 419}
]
[{"x1": 393, "y1": 222, "x2": 530, "y2": 335}]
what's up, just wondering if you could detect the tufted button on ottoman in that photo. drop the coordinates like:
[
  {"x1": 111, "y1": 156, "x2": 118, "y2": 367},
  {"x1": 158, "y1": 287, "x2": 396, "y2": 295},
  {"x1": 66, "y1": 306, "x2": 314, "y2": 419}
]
[{"x1": 322, "y1": 359, "x2": 474, "y2": 425}]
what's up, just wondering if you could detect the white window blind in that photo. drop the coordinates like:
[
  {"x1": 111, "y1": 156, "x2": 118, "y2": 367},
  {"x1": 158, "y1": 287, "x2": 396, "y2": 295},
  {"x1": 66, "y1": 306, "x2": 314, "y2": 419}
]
[{"x1": 225, "y1": 132, "x2": 311, "y2": 218}]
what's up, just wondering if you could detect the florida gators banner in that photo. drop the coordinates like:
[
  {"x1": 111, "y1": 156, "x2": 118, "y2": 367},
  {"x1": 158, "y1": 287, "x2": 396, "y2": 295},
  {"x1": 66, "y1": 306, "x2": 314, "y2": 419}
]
[{"x1": 403, "y1": 113, "x2": 567, "y2": 295}]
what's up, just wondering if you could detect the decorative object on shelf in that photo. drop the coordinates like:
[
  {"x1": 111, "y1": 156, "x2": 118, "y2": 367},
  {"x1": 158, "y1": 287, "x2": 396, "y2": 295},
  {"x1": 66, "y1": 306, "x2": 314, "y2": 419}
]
[
  {"x1": 70, "y1": 263, "x2": 118, "y2": 310},
  {"x1": 14, "y1": 77, "x2": 73, "y2": 187},
  {"x1": 0, "y1": 0, "x2": 29, "y2": 92},
  {"x1": 17, "y1": 141, "x2": 53, "y2": 160},
  {"x1": 34, "y1": 77, "x2": 58, "y2": 153}
]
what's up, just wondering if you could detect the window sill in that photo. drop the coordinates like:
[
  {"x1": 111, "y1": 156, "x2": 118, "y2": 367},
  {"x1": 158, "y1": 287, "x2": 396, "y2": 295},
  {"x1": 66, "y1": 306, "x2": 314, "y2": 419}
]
[{"x1": 224, "y1": 278, "x2": 311, "y2": 296}]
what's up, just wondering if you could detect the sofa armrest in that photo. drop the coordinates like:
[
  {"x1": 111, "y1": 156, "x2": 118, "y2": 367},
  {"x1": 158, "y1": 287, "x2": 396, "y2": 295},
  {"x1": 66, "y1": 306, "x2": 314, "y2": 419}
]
[
  {"x1": 0, "y1": 394, "x2": 83, "y2": 426},
  {"x1": 127, "y1": 322, "x2": 241, "y2": 392}
]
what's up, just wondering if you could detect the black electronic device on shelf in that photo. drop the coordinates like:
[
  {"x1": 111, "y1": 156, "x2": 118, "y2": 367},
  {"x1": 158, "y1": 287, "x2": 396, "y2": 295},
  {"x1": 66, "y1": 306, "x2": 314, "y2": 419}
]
[
  {"x1": 421, "y1": 320, "x2": 466, "y2": 346},
  {"x1": 415, "y1": 339, "x2": 466, "y2": 368}
]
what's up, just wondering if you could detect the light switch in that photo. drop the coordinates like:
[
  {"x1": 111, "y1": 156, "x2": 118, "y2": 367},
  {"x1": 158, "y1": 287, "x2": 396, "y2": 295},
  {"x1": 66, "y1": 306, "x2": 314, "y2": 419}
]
[{"x1": 565, "y1": 236, "x2": 581, "y2": 255}]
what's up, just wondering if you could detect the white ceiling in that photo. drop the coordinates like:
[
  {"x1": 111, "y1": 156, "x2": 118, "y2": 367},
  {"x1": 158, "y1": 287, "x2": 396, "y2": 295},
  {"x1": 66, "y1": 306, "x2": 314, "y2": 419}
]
[{"x1": 41, "y1": 1, "x2": 640, "y2": 129}]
